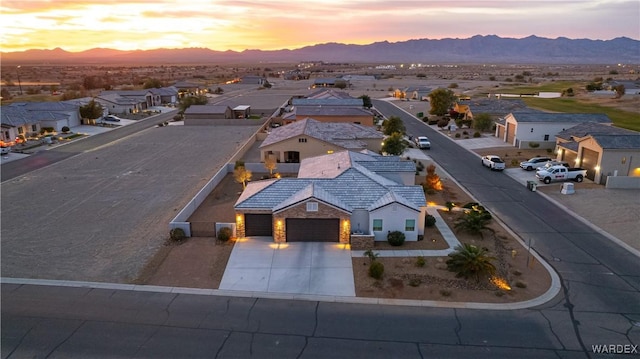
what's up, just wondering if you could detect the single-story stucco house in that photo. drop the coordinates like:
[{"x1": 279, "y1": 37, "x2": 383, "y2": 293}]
[
  {"x1": 555, "y1": 122, "x2": 640, "y2": 184},
  {"x1": 234, "y1": 150, "x2": 426, "y2": 243},
  {"x1": 183, "y1": 105, "x2": 233, "y2": 125},
  {"x1": 495, "y1": 112, "x2": 612, "y2": 149},
  {"x1": 1, "y1": 101, "x2": 82, "y2": 145},
  {"x1": 260, "y1": 118, "x2": 384, "y2": 163}
]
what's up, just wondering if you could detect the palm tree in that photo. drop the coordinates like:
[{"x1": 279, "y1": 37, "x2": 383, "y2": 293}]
[
  {"x1": 446, "y1": 243, "x2": 496, "y2": 282},
  {"x1": 454, "y1": 208, "x2": 493, "y2": 239}
]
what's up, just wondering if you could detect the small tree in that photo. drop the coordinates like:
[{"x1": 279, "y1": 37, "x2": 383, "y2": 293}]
[
  {"x1": 428, "y1": 88, "x2": 456, "y2": 116},
  {"x1": 264, "y1": 156, "x2": 277, "y2": 176},
  {"x1": 446, "y1": 243, "x2": 496, "y2": 282},
  {"x1": 79, "y1": 99, "x2": 103, "y2": 121},
  {"x1": 359, "y1": 94, "x2": 372, "y2": 109},
  {"x1": 143, "y1": 78, "x2": 164, "y2": 89},
  {"x1": 234, "y1": 166, "x2": 252, "y2": 189},
  {"x1": 614, "y1": 84, "x2": 625, "y2": 98},
  {"x1": 422, "y1": 164, "x2": 443, "y2": 192},
  {"x1": 381, "y1": 132, "x2": 407, "y2": 156},
  {"x1": 473, "y1": 113, "x2": 493, "y2": 132},
  {"x1": 454, "y1": 210, "x2": 493, "y2": 239},
  {"x1": 382, "y1": 116, "x2": 406, "y2": 136}
]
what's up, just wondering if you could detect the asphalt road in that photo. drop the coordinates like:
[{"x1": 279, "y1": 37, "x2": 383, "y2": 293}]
[
  {"x1": 1, "y1": 111, "x2": 178, "y2": 182},
  {"x1": 1, "y1": 100, "x2": 638, "y2": 358}
]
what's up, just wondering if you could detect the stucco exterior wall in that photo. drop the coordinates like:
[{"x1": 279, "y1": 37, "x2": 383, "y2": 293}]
[
  {"x1": 273, "y1": 199, "x2": 351, "y2": 243},
  {"x1": 369, "y1": 204, "x2": 420, "y2": 241},
  {"x1": 599, "y1": 149, "x2": 640, "y2": 178},
  {"x1": 261, "y1": 135, "x2": 382, "y2": 162}
]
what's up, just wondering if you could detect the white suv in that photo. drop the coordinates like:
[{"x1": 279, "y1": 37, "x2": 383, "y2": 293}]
[{"x1": 1, "y1": 147, "x2": 10, "y2": 155}]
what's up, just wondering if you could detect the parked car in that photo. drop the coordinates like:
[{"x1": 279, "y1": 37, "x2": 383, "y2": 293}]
[
  {"x1": 536, "y1": 165, "x2": 586, "y2": 184},
  {"x1": 1, "y1": 146, "x2": 11, "y2": 155},
  {"x1": 520, "y1": 156, "x2": 552, "y2": 171},
  {"x1": 536, "y1": 160, "x2": 570, "y2": 173},
  {"x1": 414, "y1": 136, "x2": 431, "y2": 149},
  {"x1": 481, "y1": 155, "x2": 505, "y2": 171},
  {"x1": 104, "y1": 115, "x2": 121, "y2": 122}
]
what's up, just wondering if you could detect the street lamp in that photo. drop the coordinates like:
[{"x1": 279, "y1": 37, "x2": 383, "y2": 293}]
[{"x1": 16, "y1": 66, "x2": 23, "y2": 95}]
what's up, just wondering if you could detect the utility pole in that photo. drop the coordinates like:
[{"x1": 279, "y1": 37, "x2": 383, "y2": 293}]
[{"x1": 16, "y1": 66, "x2": 23, "y2": 95}]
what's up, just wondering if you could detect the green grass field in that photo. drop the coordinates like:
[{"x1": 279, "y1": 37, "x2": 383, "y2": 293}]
[
  {"x1": 521, "y1": 98, "x2": 640, "y2": 132},
  {"x1": 498, "y1": 81, "x2": 580, "y2": 94}
]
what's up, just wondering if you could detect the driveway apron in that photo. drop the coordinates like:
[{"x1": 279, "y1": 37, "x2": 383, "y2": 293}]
[{"x1": 219, "y1": 237, "x2": 356, "y2": 296}]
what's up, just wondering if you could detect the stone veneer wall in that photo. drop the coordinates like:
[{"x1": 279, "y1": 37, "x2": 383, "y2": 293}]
[{"x1": 273, "y1": 200, "x2": 350, "y2": 243}]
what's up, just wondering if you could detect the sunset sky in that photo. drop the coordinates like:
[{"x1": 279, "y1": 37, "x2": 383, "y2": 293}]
[{"x1": 1, "y1": 0, "x2": 638, "y2": 53}]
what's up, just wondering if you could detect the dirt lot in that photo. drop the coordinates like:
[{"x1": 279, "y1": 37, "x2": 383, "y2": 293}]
[{"x1": 139, "y1": 172, "x2": 552, "y2": 303}]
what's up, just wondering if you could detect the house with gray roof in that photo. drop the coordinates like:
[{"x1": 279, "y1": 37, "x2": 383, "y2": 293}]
[
  {"x1": 234, "y1": 150, "x2": 426, "y2": 243},
  {"x1": 1, "y1": 102, "x2": 82, "y2": 144},
  {"x1": 495, "y1": 112, "x2": 612, "y2": 149},
  {"x1": 183, "y1": 105, "x2": 233, "y2": 125},
  {"x1": 260, "y1": 118, "x2": 384, "y2": 163},
  {"x1": 96, "y1": 89, "x2": 163, "y2": 115},
  {"x1": 554, "y1": 122, "x2": 640, "y2": 184}
]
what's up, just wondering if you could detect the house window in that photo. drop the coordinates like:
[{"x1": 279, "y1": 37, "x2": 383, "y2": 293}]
[
  {"x1": 544, "y1": 134, "x2": 549, "y2": 141},
  {"x1": 327, "y1": 150, "x2": 334, "y2": 154},
  {"x1": 405, "y1": 219, "x2": 415, "y2": 231},
  {"x1": 31, "y1": 125, "x2": 37, "y2": 132},
  {"x1": 373, "y1": 219, "x2": 383, "y2": 231},
  {"x1": 298, "y1": 138, "x2": 307, "y2": 143},
  {"x1": 18, "y1": 128, "x2": 24, "y2": 134},
  {"x1": 306, "y1": 201, "x2": 318, "y2": 212}
]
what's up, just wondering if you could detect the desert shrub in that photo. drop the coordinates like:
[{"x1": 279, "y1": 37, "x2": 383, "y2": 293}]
[
  {"x1": 387, "y1": 231, "x2": 406, "y2": 246},
  {"x1": 511, "y1": 159, "x2": 519, "y2": 166},
  {"x1": 546, "y1": 148, "x2": 553, "y2": 154},
  {"x1": 528, "y1": 142, "x2": 540, "y2": 149},
  {"x1": 369, "y1": 261, "x2": 385, "y2": 279},
  {"x1": 495, "y1": 291, "x2": 505, "y2": 297},
  {"x1": 217, "y1": 227, "x2": 233, "y2": 241},
  {"x1": 425, "y1": 215, "x2": 436, "y2": 227},
  {"x1": 440, "y1": 289, "x2": 452, "y2": 297},
  {"x1": 437, "y1": 118, "x2": 450, "y2": 128},
  {"x1": 427, "y1": 118, "x2": 439, "y2": 125},
  {"x1": 409, "y1": 278, "x2": 421, "y2": 287},
  {"x1": 473, "y1": 131, "x2": 481, "y2": 138},
  {"x1": 170, "y1": 227, "x2": 186, "y2": 242},
  {"x1": 363, "y1": 249, "x2": 379, "y2": 262},
  {"x1": 515, "y1": 281, "x2": 527, "y2": 288},
  {"x1": 462, "y1": 130, "x2": 468, "y2": 135},
  {"x1": 416, "y1": 256, "x2": 426, "y2": 267},
  {"x1": 445, "y1": 201, "x2": 455, "y2": 211},
  {"x1": 455, "y1": 133, "x2": 461, "y2": 138},
  {"x1": 513, "y1": 270, "x2": 522, "y2": 276},
  {"x1": 61, "y1": 126, "x2": 70, "y2": 133}
]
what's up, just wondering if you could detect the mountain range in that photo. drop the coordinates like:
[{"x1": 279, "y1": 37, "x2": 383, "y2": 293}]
[{"x1": 2, "y1": 35, "x2": 638, "y2": 65}]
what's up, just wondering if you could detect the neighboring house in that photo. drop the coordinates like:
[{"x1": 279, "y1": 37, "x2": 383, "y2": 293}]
[
  {"x1": 606, "y1": 80, "x2": 640, "y2": 95},
  {"x1": 173, "y1": 80, "x2": 205, "y2": 96},
  {"x1": 393, "y1": 86, "x2": 431, "y2": 100},
  {"x1": 183, "y1": 105, "x2": 233, "y2": 125},
  {"x1": 96, "y1": 89, "x2": 161, "y2": 114},
  {"x1": 281, "y1": 106, "x2": 375, "y2": 126},
  {"x1": 555, "y1": 122, "x2": 640, "y2": 184},
  {"x1": 234, "y1": 150, "x2": 426, "y2": 243},
  {"x1": 311, "y1": 78, "x2": 349, "y2": 88},
  {"x1": 233, "y1": 105, "x2": 251, "y2": 119},
  {"x1": 1, "y1": 102, "x2": 82, "y2": 144},
  {"x1": 291, "y1": 98, "x2": 363, "y2": 107},
  {"x1": 306, "y1": 89, "x2": 354, "y2": 100},
  {"x1": 468, "y1": 98, "x2": 534, "y2": 118},
  {"x1": 452, "y1": 103, "x2": 473, "y2": 120},
  {"x1": 495, "y1": 112, "x2": 612, "y2": 149},
  {"x1": 260, "y1": 118, "x2": 384, "y2": 163},
  {"x1": 149, "y1": 86, "x2": 179, "y2": 104}
]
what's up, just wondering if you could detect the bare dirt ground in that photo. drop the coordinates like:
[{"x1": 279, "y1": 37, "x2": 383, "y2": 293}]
[{"x1": 140, "y1": 172, "x2": 552, "y2": 303}]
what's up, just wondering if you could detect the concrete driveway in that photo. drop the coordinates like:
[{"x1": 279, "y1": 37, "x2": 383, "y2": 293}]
[{"x1": 219, "y1": 237, "x2": 355, "y2": 296}]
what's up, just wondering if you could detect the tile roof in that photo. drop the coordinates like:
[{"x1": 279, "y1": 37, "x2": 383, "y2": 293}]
[
  {"x1": 292, "y1": 98, "x2": 363, "y2": 106},
  {"x1": 1, "y1": 102, "x2": 79, "y2": 127},
  {"x1": 260, "y1": 118, "x2": 383, "y2": 148},
  {"x1": 295, "y1": 106, "x2": 373, "y2": 117},
  {"x1": 510, "y1": 112, "x2": 611, "y2": 123},
  {"x1": 236, "y1": 151, "x2": 425, "y2": 212},
  {"x1": 556, "y1": 122, "x2": 637, "y2": 140},
  {"x1": 592, "y1": 135, "x2": 640, "y2": 149}
]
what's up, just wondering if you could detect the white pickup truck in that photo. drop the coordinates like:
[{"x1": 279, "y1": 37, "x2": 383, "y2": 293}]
[{"x1": 536, "y1": 165, "x2": 587, "y2": 184}]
